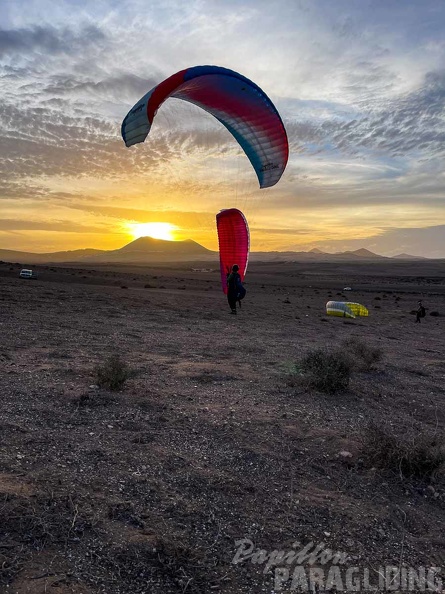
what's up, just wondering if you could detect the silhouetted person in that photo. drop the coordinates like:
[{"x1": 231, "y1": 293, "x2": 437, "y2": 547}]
[
  {"x1": 416, "y1": 300, "x2": 426, "y2": 323},
  {"x1": 227, "y1": 264, "x2": 242, "y2": 314}
]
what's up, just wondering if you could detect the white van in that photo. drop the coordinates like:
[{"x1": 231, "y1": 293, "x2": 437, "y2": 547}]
[{"x1": 19, "y1": 269, "x2": 35, "y2": 279}]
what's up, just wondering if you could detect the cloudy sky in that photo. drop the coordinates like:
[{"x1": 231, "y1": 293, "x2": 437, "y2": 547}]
[{"x1": 1, "y1": 0, "x2": 445, "y2": 256}]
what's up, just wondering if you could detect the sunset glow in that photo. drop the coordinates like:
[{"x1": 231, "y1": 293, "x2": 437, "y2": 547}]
[
  {"x1": 128, "y1": 222, "x2": 178, "y2": 241},
  {"x1": 1, "y1": 1, "x2": 445, "y2": 257}
]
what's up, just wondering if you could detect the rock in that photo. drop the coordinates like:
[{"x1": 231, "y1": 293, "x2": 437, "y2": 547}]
[{"x1": 339, "y1": 450, "x2": 353, "y2": 458}]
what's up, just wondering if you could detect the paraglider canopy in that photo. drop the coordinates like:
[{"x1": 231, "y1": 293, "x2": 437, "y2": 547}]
[
  {"x1": 216, "y1": 209, "x2": 249, "y2": 294},
  {"x1": 121, "y1": 65, "x2": 289, "y2": 188},
  {"x1": 326, "y1": 301, "x2": 369, "y2": 319}
]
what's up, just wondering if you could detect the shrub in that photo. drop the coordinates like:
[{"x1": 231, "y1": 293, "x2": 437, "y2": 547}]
[
  {"x1": 95, "y1": 354, "x2": 131, "y2": 391},
  {"x1": 430, "y1": 311, "x2": 440, "y2": 317},
  {"x1": 342, "y1": 337, "x2": 383, "y2": 371},
  {"x1": 361, "y1": 425, "x2": 445, "y2": 481},
  {"x1": 74, "y1": 392, "x2": 116, "y2": 407},
  {"x1": 299, "y1": 348, "x2": 352, "y2": 393}
]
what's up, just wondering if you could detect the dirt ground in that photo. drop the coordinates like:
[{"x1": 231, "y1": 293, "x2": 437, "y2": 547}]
[{"x1": 0, "y1": 259, "x2": 444, "y2": 593}]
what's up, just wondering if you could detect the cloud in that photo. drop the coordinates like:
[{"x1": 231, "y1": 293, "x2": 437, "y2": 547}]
[
  {"x1": 1, "y1": 1, "x2": 445, "y2": 257},
  {"x1": 310, "y1": 224, "x2": 445, "y2": 258},
  {"x1": 0, "y1": 24, "x2": 106, "y2": 58},
  {"x1": 0, "y1": 218, "x2": 106, "y2": 233},
  {"x1": 253, "y1": 227, "x2": 312, "y2": 236},
  {"x1": 41, "y1": 72, "x2": 157, "y2": 105},
  {"x1": 282, "y1": 69, "x2": 445, "y2": 163},
  {"x1": 0, "y1": 90, "x2": 240, "y2": 192},
  {"x1": 326, "y1": 71, "x2": 445, "y2": 157},
  {"x1": 63, "y1": 203, "x2": 217, "y2": 229}
]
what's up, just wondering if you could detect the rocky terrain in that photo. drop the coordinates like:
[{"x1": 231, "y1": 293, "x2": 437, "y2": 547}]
[{"x1": 0, "y1": 259, "x2": 444, "y2": 593}]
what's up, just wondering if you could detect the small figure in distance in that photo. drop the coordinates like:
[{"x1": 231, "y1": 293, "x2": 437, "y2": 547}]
[
  {"x1": 227, "y1": 264, "x2": 242, "y2": 315},
  {"x1": 416, "y1": 300, "x2": 426, "y2": 323}
]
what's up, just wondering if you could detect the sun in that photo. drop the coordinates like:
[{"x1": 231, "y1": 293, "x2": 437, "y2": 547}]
[{"x1": 129, "y1": 222, "x2": 178, "y2": 241}]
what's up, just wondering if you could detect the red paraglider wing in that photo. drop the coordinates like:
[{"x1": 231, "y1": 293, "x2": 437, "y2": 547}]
[
  {"x1": 122, "y1": 65, "x2": 288, "y2": 188},
  {"x1": 216, "y1": 209, "x2": 249, "y2": 294}
]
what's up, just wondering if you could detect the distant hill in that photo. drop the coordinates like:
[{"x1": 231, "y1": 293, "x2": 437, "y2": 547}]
[
  {"x1": 339, "y1": 248, "x2": 386, "y2": 259},
  {"x1": 0, "y1": 248, "x2": 105, "y2": 264},
  {"x1": 93, "y1": 237, "x2": 213, "y2": 262},
  {"x1": 250, "y1": 247, "x2": 390, "y2": 263},
  {"x1": 392, "y1": 253, "x2": 427, "y2": 260},
  {"x1": 117, "y1": 237, "x2": 210, "y2": 256},
  {"x1": 0, "y1": 237, "x2": 214, "y2": 265}
]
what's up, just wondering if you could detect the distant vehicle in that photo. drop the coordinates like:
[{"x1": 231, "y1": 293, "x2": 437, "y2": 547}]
[
  {"x1": 19, "y1": 269, "x2": 37, "y2": 279},
  {"x1": 343, "y1": 287, "x2": 352, "y2": 291}
]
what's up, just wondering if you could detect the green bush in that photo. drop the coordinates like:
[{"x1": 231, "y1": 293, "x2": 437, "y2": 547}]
[
  {"x1": 95, "y1": 354, "x2": 131, "y2": 391},
  {"x1": 299, "y1": 348, "x2": 352, "y2": 394}
]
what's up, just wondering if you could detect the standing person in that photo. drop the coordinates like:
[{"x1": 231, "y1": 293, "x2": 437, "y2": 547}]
[
  {"x1": 227, "y1": 264, "x2": 242, "y2": 314},
  {"x1": 416, "y1": 300, "x2": 426, "y2": 323}
]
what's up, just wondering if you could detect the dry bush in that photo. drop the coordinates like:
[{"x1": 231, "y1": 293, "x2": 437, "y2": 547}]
[
  {"x1": 74, "y1": 392, "x2": 117, "y2": 407},
  {"x1": 0, "y1": 492, "x2": 99, "y2": 586},
  {"x1": 95, "y1": 354, "x2": 131, "y2": 391},
  {"x1": 108, "y1": 502, "x2": 144, "y2": 528},
  {"x1": 102, "y1": 538, "x2": 212, "y2": 593},
  {"x1": 361, "y1": 425, "x2": 445, "y2": 482},
  {"x1": 342, "y1": 337, "x2": 383, "y2": 370},
  {"x1": 299, "y1": 347, "x2": 352, "y2": 394}
]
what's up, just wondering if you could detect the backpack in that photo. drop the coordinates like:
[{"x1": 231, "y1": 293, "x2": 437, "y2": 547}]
[
  {"x1": 237, "y1": 284, "x2": 246, "y2": 300},
  {"x1": 420, "y1": 306, "x2": 426, "y2": 318}
]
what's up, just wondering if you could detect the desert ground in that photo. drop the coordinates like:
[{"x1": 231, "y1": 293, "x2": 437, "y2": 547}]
[{"x1": 0, "y1": 259, "x2": 444, "y2": 593}]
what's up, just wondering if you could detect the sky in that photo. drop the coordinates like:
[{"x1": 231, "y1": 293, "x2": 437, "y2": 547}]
[{"x1": 1, "y1": 0, "x2": 445, "y2": 257}]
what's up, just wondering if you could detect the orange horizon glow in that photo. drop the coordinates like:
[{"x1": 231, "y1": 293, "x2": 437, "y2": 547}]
[{"x1": 127, "y1": 222, "x2": 178, "y2": 241}]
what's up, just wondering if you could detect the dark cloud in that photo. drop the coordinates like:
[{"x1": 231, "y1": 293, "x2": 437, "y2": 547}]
[
  {"x1": 42, "y1": 72, "x2": 157, "y2": 104},
  {"x1": 0, "y1": 97, "x2": 238, "y2": 190},
  {"x1": 0, "y1": 101, "x2": 151, "y2": 182},
  {"x1": 0, "y1": 24, "x2": 106, "y2": 58},
  {"x1": 285, "y1": 120, "x2": 330, "y2": 150}
]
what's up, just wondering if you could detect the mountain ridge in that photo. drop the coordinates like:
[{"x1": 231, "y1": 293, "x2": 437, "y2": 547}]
[
  {"x1": 340, "y1": 248, "x2": 386, "y2": 259},
  {"x1": 0, "y1": 239, "x2": 435, "y2": 264},
  {"x1": 392, "y1": 252, "x2": 428, "y2": 260}
]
